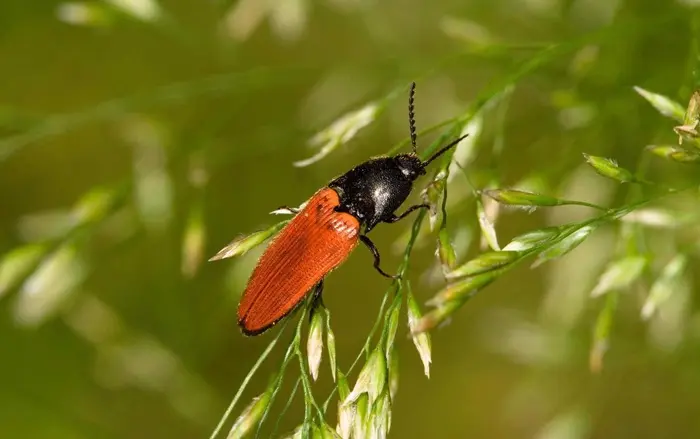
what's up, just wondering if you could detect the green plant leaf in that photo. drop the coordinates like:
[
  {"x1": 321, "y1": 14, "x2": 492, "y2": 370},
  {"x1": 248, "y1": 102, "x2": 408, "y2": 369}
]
[
  {"x1": 641, "y1": 255, "x2": 687, "y2": 320},
  {"x1": 590, "y1": 292, "x2": 618, "y2": 373},
  {"x1": 582, "y1": 154, "x2": 636, "y2": 183},
  {"x1": 532, "y1": 224, "x2": 597, "y2": 268},
  {"x1": 407, "y1": 287, "x2": 432, "y2": 378},
  {"x1": 483, "y1": 188, "x2": 562, "y2": 207},
  {"x1": 294, "y1": 102, "x2": 380, "y2": 167},
  {"x1": 502, "y1": 227, "x2": 561, "y2": 251},
  {"x1": 344, "y1": 346, "x2": 386, "y2": 406},
  {"x1": 209, "y1": 221, "x2": 288, "y2": 261},
  {"x1": 0, "y1": 244, "x2": 47, "y2": 299},
  {"x1": 307, "y1": 305, "x2": 325, "y2": 381},
  {"x1": 325, "y1": 310, "x2": 337, "y2": 382},
  {"x1": 646, "y1": 144, "x2": 700, "y2": 163},
  {"x1": 590, "y1": 255, "x2": 647, "y2": 297},
  {"x1": 634, "y1": 86, "x2": 685, "y2": 122},
  {"x1": 426, "y1": 271, "x2": 497, "y2": 307},
  {"x1": 446, "y1": 251, "x2": 519, "y2": 279},
  {"x1": 477, "y1": 197, "x2": 500, "y2": 251},
  {"x1": 227, "y1": 391, "x2": 271, "y2": 439}
]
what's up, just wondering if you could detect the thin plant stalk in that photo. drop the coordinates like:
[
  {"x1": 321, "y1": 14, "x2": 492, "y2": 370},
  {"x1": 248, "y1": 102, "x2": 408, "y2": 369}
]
[{"x1": 208, "y1": 319, "x2": 291, "y2": 439}]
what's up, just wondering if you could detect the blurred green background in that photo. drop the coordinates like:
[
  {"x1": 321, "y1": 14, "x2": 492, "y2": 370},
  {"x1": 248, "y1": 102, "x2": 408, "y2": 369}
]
[{"x1": 2, "y1": 0, "x2": 700, "y2": 438}]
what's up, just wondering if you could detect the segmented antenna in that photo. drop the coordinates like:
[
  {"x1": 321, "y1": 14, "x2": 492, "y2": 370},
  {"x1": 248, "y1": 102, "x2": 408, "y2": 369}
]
[{"x1": 408, "y1": 82, "x2": 417, "y2": 153}]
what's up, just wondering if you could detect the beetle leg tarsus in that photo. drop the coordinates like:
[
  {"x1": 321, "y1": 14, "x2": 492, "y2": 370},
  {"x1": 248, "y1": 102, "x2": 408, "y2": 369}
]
[
  {"x1": 359, "y1": 235, "x2": 399, "y2": 279},
  {"x1": 312, "y1": 279, "x2": 325, "y2": 308},
  {"x1": 384, "y1": 203, "x2": 430, "y2": 224},
  {"x1": 308, "y1": 279, "x2": 325, "y2": 322}
]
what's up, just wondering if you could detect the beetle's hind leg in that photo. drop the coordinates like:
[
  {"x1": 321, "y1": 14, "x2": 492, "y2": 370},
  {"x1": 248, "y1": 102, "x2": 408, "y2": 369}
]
[
  {"x1": 308, "y1": 279, "x2": 325, "y2": 322},
  {"x1": 359, "y1": 235, "x2": 400, "y2": 279}
]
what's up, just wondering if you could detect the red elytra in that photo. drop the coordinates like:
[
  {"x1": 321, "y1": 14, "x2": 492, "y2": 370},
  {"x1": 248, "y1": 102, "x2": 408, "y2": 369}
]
[{"x1": 237, "y1": 188, "x2": 359, "y2": 335}]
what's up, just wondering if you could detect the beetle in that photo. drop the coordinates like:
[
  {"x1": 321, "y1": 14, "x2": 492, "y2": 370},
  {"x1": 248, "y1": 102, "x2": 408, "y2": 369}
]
[{"x1": 213, "y1": 82, "x2": 468, "y2": 335}]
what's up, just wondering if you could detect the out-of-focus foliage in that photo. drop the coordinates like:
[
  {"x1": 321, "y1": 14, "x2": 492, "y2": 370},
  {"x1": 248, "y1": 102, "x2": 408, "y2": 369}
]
[{"x1": 2, "y1": 1, "x2": 700, "y2": 438}]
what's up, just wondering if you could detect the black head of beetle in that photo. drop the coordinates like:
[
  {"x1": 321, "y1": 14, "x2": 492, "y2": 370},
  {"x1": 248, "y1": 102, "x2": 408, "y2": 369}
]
[{"x1": 329, "y1": 82, "x2": 468, "y2": 234}]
